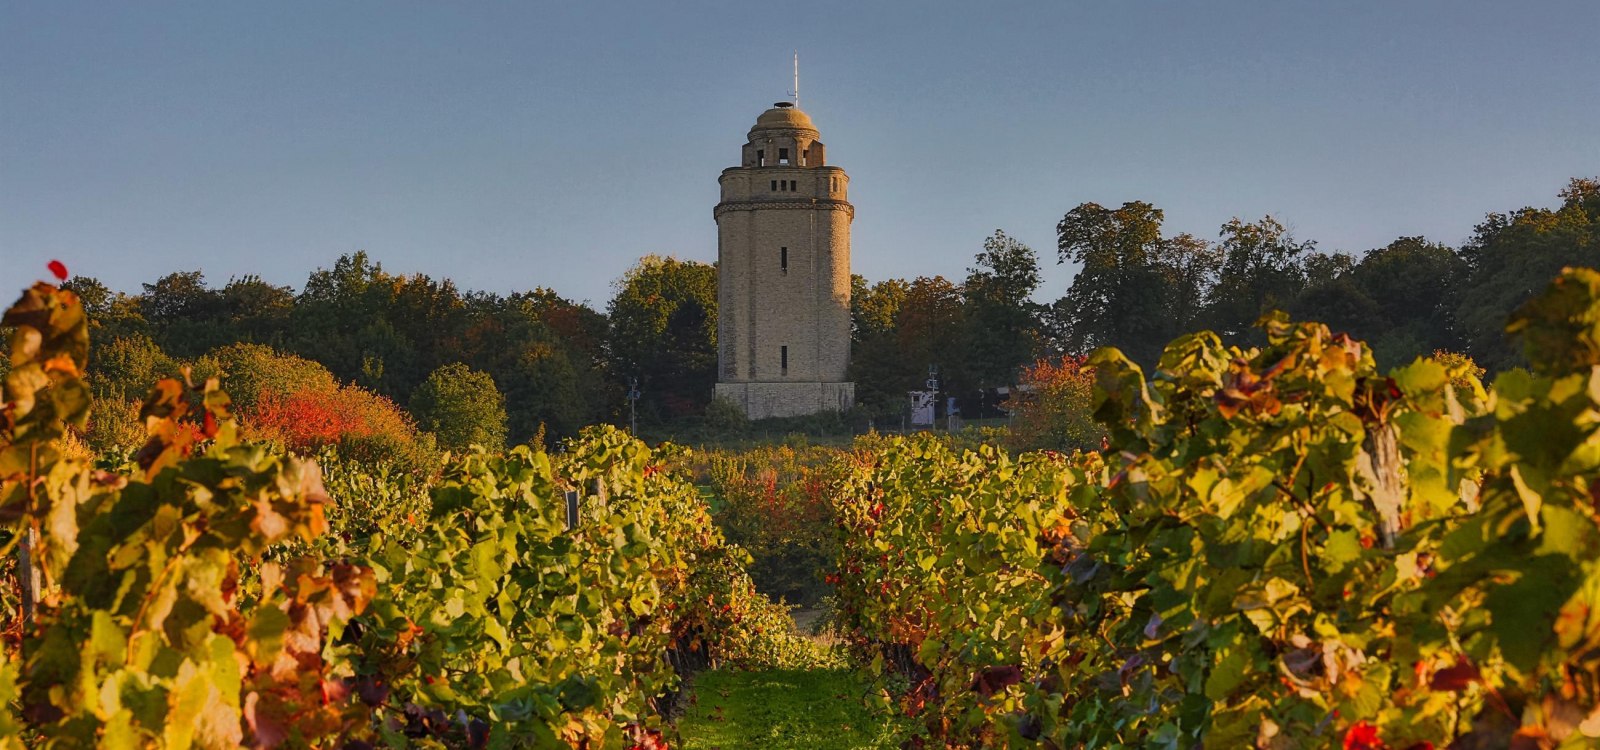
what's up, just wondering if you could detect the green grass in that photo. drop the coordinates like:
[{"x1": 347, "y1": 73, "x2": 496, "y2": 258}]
[{"x1": 674, "y1": 668, "x2": 908, "y2": 750}]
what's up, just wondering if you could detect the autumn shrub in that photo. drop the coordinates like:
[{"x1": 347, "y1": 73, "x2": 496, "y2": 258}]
[
  {"x1": 246, "y1": 384, "x2": 437, "y2": 472},
  {"x1": 202, "y1": 342, "x2": 338, "y2": 409},
  {"x1": 1006, "y1": 354, "x2": 1103, "y2": 452}
]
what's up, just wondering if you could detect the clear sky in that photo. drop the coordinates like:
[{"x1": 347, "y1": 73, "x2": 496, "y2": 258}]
[{"x1": 4, "y1": 1, "x2": 1596, "y2": 306}]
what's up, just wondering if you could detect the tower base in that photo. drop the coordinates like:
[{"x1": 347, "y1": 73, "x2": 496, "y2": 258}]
[{"x1": 714, "y1": 381, "x2": 855, "y2": 420}]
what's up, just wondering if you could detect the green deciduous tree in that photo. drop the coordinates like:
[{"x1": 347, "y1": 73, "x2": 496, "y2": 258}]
[
  {"x1": 606, "y1": 255, "x2": 718, "y2": 420},
  {"x1": 204, "y1": 342, "x2": 340, "y2": 410},
  {"x1": 962, "y1": 230, "x2": 1042, "y2": 387},
  {"x1": 1204, "y1": 215, "x2": 1311, "y2": 341},
  {"x1": 409, "y1": 362, "x2": 509, "y2": 451},
  {"x1": 1055, "y1": 201, "x2": 1218, "y2": 364},
  {"x1": 1456, "y1": 178, "x2": 1600, "y2": 370}
]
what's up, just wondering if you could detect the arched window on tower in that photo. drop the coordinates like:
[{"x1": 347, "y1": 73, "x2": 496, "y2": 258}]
[{"x1": 778, "y1": 148, "x2": 790, "y2": 165}]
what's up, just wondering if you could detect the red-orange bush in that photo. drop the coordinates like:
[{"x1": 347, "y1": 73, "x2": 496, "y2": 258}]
[
  {"x1": 246, "y1": 384, "x2": 435, "y2": 471},
  {"x1": 1007, "y1": 354, "x2": 1103, "y2": 452}
]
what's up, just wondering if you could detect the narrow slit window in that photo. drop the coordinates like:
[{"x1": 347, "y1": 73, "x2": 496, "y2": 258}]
[
  {"x1": 789, "y1": 180, "x2": 797, "y2": 191},
  {"x1": 781, "y1": 346, "x2": 788, "y2": 375},
  {"x1": 780, "y1": 246, "x2": 788, "y2": 274},
  {"x1": 771, "y1": 180, "x2": 777, "y2": 191},
  {"x1": 756, "y1": 149, "x2": 764, "y2": 166},
  {"x1": 801, "y1": 149, "x2": 809, "y2": 166},
  {"x1": 778, "y1": 148, "x2": 789, "y2": 164}
]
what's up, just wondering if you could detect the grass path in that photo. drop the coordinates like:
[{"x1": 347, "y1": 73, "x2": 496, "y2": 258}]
[{"x1": 674, "y1": 668, "x2": 907, "y2": 750}]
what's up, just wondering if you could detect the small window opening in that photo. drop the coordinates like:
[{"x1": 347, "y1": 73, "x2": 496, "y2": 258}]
[
  {"x1": 780, "y1": 247, "x2": 788, "y2": 274},
  {"x1": 771, "y1": 180, "x2": 777, "y2": 191},
  {"x1": 778, "y1": 148, "x2": 789, "y2": 165},
  {"x1": 789, "y1": 180, "x2": 797, "y2": 191},
  {"x1": 802, "y1": 149, "x2": 809, "y2": 166},
  {"x1": 756, "y1": 149, "x2": 765, "y2": 167},
  {"x1": 781, "y1": 346, "x2": 789, "y2": 375}
]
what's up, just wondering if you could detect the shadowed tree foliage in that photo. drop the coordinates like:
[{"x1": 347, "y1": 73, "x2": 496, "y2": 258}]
[
  {"x1": 1204, "y1": 216, "x2": 1311, "y2": 342},
  {"x1": 1055, "y1": 201, "x2": 1218, "y2": 365},
  {"x1": 847, "y1": 275, "x2": 968, "y2": 413},
  {"x1": 1455, "y1": 178, "x2": 1600, "y2": 370},
  {"x1": 962, "y1": 230, "x2": 1042, "y2": 387},
  {"x1": 606, "y1": 255, "x2": 718, "y2": 421}
]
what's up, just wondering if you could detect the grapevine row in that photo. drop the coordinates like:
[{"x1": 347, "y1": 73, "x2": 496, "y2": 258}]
[
  {"x1": 830, "y1": 268, "x2": 1600, "y2": 748},
  {"x1": 0, "y1": 274, "x2": 816, "y2": 748}
]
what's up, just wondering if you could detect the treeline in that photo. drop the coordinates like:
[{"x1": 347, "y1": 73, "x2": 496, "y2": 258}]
[
  {"x1": 57, "y1": 177, "x2": 1597, "y2": 439},
  {"x1": 850, "y1": 177, "x2": 1600, "y2": 414},
  {"x1": 59, "y1": 252, "x2": 718, "y2": 451}
]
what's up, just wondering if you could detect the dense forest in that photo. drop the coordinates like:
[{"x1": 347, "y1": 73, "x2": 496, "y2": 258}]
[{"x1": 43, "y1": 177, "x2": 1598, "y2": 448}]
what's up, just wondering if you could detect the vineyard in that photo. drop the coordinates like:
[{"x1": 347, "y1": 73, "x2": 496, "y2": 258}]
[
  {"x1": 0, "y1": 271, "x2": 825, "y2": 748},
  {"x1": 11, "y1": 263, "x2": 1600, "y2": 748},
  {"x1": 828, "y1": 269, "x2": 1600, "y2": 748}
]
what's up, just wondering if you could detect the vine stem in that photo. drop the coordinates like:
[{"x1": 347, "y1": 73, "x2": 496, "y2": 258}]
[
  {"x1": 19, "y1": 441, "x2": 42, "y2": 632},
  {"x1": 1299, "y1": 522, "x2": 1314, "y2": 587}
]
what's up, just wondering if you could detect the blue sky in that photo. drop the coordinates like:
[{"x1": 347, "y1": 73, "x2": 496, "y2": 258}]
[{"x1": 3, "y1": 1, "x2": 1596, "y2": 306}]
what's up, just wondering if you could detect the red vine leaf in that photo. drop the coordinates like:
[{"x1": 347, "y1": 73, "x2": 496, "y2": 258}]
[{"x1": 1429, "y1": 657, "x2": 1481, "y2": 692}]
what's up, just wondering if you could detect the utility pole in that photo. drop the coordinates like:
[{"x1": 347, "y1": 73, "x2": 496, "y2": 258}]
[{"x1": 926, "y1": 364, "x2": 940, "y2": 432}]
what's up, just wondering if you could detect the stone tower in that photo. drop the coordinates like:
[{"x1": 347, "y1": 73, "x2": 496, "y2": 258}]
[{"x1": 713, "y1": 101, "x2": 855, "y2": 419}]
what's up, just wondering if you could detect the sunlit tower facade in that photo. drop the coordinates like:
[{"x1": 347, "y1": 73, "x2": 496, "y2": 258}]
[{"x1": 712, "y1": 101, "x2": 855, "y2": 419}]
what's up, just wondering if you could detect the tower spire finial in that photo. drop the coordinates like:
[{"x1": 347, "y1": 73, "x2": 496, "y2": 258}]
[{"x1": 791, "y1": 50, "x2": 799, "y2": 107}]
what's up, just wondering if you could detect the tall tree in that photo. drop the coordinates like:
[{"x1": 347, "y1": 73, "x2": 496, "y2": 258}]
[
  {"x1": 409, "y1": 362, "x2": 508, "y2": 452},
  {"x1": 141, "y1": 270, "x2": 226, "y2": 357},
  {"x1": 1155, "y1": 232, "x2": 1222, "y2": 338},
  {"x1": 1055, "y1": 201, "x2": 1213, "y2": 364},
  {"x1": 895, "y1": 276, "x2": 967, "y2": 393},
  {"x1": 606, "y1": 255, "x2": 718, "y2": 420},
  {"x1": 1204, "y1": 216, "x2": 1311, "y2": 342},
  {"x1": 848, "y1": 277, "x2": 912, "y2": 410},
  {"x1": 1347, "y1": 236, "x2": 1465, "y2": 364},
  {"x1": 1456, "y1": 178, "x2": 1600, "y2": 370},
  {"x1": 962, "y1": 230, "x2": 1041, "y2": 386},
  {"x1": 851, "y1": 275, "x2": 906, "y2": 342},
  {"x1": 290, "y1": 252, "x2": 406, "y2": 389}
]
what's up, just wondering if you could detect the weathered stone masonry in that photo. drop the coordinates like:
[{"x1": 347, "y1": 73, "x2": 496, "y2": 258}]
[{"x1": 713, "y1": 102, "x2": 855, "y2": 419}]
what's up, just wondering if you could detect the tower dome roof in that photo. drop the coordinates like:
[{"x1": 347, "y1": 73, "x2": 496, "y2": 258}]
[{"x1": 751, "y1": 102, "x2": 817, "y2": 133}]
